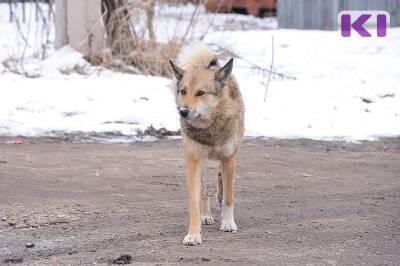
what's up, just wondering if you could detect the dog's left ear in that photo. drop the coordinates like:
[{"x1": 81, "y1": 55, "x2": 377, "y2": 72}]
[
  {"x1": 216, "y1": 58, "x2": 233, "y2": 83},
  {"x1": 169, "y1": 59, "x2": 184, "y2": 81}
]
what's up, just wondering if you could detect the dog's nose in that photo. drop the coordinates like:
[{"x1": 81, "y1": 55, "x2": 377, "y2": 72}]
[{"x1": 179, "y1": 109, "x2": 189, "y2": 118}]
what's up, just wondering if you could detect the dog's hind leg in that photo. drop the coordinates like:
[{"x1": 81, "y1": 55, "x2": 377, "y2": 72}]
[
  {"x1": 216, "y1": 163, "x2": 223, "y2": 208},
  {"x1": 200, "y1": 171, "x2": 215, "y2": 225}
]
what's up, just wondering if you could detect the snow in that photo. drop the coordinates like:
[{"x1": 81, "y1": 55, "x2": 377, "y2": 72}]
[
  {"x1": 206, "y1": 29, "x2": 400, "y2": 140},
  {"x1": 1, "y1": 3, "x2": 399, "y2": 141},
  {"x1": 0, "y1": 71, "x2": 178, "y2": 137}
]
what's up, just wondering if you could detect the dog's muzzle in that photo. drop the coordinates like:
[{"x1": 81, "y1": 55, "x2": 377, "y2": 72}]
[{"x1": 179, "y1": 107, "x2": 190, "y2": 118}]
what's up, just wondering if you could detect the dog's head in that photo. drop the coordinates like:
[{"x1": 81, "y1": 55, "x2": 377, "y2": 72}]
[{"x1": 169, "y1": 58, "x2": 233, "y2": 128}]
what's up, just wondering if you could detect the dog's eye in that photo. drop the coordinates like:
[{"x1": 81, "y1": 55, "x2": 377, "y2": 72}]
[
  {"x1": 180, "y1": 89, "x2": 187, "y2": 95},
  {"x1": 195, "y1": 90, "x2": 205, "y2": 96}
]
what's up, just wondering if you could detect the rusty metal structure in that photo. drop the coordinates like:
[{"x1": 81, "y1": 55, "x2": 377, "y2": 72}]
[{"x1": 205, "y1": 0, "x2": 277, "y2": 16}]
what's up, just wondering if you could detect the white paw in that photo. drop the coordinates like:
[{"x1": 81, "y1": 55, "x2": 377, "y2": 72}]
[
  {"x1": 183, "y1": 233, "x2": 202, "y2": 245},
  {"x1": 220, "y1": 204, "x2": 237, "y2": 232},
  {"x1": 220, "y1": 220, "x2": 237, "y2": 232},
  {"x1": 201, "y1": 215, "x2": 215, "y2": 225}
]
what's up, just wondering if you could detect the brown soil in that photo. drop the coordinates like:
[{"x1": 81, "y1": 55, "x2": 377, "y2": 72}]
[{"x1": 0, "y1": 137, "x2": 399, "y2": 265}]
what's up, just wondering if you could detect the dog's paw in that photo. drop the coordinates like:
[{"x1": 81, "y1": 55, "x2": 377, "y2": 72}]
[
  {"x1": 220, "y1": 220, "x2": 237, "y2": 232},
  {"x1": 201, "y1": 215, "x2": 215, "y2": 225},
  {"x1": 183, "y1": 233, "x2": 202, "y2": 246}
]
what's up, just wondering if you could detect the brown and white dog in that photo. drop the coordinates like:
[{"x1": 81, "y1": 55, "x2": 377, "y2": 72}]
[{"x1": 169, "y1": 43, "x2": 245, "y2": 245}]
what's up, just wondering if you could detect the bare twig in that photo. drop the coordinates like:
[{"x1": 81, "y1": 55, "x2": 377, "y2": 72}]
[
  {"x1": 35, "y1": 1, "x2": 53, "y2": 60},
  {"x1": 3, "y1": 1, "x2": 53, "y2": 77},
  {"x1": 10, "y1": 4, "x2": 28, "y2": 45},
  {"x1": 145, "y1": 0, "x2": 155, "y2": 41},
  {"x1": 199, "y1": 0, "x2": 225, "y2": 40},
  {"x1": 9, "y1": 0, "x2": 13, "y2": 22},
  {"x1": 170, "y1": 1, "x2": 185, "y2": 41},
  {"x1": 264, "y1": 36, "x2": 274, "y2": 102},
  {"x1": 9, "y1": 3, "x2": 29, "y2": 75},
  {"x1": 181, "y1": 0, "x2": 202, "y2": 41},
  {"x1": 209, "y1": 42, "x2": 296, "y2": 81}
]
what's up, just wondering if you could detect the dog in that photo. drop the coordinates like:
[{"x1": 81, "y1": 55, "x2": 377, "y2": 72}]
[{"x1": 169, "y1": 43, "x2": 245, "y2": 245}]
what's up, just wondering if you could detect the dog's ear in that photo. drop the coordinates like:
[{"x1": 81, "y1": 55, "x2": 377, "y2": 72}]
[
  {"x1": 216, "y1": 58, "x2": 233, "y2": 83},
  {"x1": 169, "y1": 59, "x2": 184, "y2": 80}
]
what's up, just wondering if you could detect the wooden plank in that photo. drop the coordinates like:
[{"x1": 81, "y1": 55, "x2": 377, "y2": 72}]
[
  {"x1": 288, "y1": 0, "x2": 297, "y2": 29},
  {"x1": 386, "y1": 0, "x2": 400, "y2": 26},
  {"x1": 395, "y1": 0, "x2": 400, "y2": 26},
  {"x1": 330, "y1": 0, "x2": 340, "y2": 30},
  {"x1": 277, "y1": 0, "x2": 400, "y2": 29},
  {"x1": 284, "y1": 0, "x2": 294, "y2": 28},
  {"x1": 303, "y1": 0, "x2": 312, "y2": 29},
  {"x1": 296, "y1": 0, "x2": 305, "y2": 29},
  {"x1": 311, "y1": 0, "x2": 320, "y2": 29},
  {"x1": 277, "y1": 0, "x2": 288, "y2": 28},
  {"x1": 8, "y1": 0, "x2": 12, "y2": 22},
  {"x1": 277, "y1": 0, "x2": 285, "y2": 27}
]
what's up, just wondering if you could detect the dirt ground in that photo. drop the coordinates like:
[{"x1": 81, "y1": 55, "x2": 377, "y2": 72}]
[{"x1": 0, "y1": 137, "x2": 399, "y2": 265}]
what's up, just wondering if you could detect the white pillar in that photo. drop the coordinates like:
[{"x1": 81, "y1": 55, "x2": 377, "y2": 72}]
[
  {"x1": 67, "y1": 0, "x2": 106, "y2": 59},
  {"x1": 55, "y1": 0, "x2": 68, "y2": 49},
  {"x1": 55, "y1": 0, "x2": 106, "y2": 59}
]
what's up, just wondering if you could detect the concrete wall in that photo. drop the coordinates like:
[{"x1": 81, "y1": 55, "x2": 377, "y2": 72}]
[{"x1": 55, "y1": 0, "x2": 105, "y2": 58}]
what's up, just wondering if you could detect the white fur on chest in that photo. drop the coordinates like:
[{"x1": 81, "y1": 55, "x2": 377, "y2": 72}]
[{"x1": 209, "y1": 136, "x2": 236, "y2": 159}]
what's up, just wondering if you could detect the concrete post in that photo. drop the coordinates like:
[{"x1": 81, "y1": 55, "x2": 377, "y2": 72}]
[
  {"x1": 67, "y1": 0, "x2": 106, "y2": 60},
  {"x1": 55, "y1": 0, "x2": 68, "y2": 49},
  {"x1": 55, "y1": 0, "x2": 106, "y2": 60}
]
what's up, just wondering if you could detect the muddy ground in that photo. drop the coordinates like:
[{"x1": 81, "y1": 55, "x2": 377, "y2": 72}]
[{"x1": 0, "y1": 137, "x2": 399, "y2": 265}]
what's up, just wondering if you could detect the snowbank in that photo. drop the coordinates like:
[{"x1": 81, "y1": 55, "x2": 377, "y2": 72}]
[
  {"x1": 0, "y1": 70, "x2": 178, "y2": 137},
  {"x1": 1, "y1": 3, "x2": 399, "y2": 141}
]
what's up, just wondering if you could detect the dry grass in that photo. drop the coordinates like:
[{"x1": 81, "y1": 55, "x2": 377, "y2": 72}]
[
  {"x1": 101, "y1": 0, "x2": 204, "y2": 77},
  {"x1": 59, "y1": 64, "x2": 88, "y2": 76}
]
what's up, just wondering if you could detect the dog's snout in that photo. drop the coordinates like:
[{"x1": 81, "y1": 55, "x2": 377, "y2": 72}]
[{"x1": 179, "y1": 108, "x2": 189, "y2": 118}]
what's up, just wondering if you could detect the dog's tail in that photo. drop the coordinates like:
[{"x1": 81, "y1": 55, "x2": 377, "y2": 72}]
[{"x1": 177, "y1": 42, "x2": 217, "y2": 70}]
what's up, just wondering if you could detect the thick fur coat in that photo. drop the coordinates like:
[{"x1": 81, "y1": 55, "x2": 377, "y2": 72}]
[{"x1": 169, "y1": 43, "x2": 245, "y2": 245}]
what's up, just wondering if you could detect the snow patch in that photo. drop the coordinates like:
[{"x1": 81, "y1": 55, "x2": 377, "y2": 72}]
[{"x1": 1, "y1": 3, "x2": 399, "y2": 141}]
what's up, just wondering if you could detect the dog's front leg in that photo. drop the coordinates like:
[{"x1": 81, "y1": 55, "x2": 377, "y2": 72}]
[
  {"x1": 220, "y1": 155, "x2": 238, "y2": 232},
  {"x1": 183, "y1": 155, "x2": 204, "y2": 245}
]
